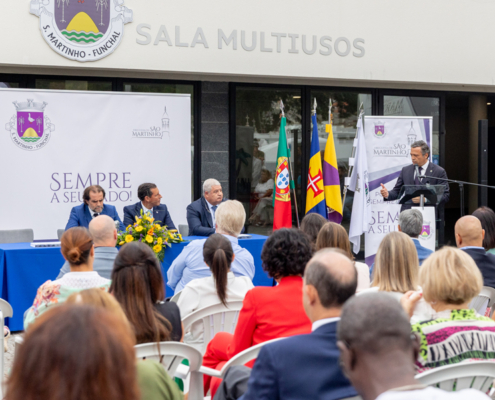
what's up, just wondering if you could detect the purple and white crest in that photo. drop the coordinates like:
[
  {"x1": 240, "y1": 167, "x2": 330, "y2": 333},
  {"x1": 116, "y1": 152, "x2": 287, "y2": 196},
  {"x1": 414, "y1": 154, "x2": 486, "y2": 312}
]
[
  {"x1": 420, "y1": 222, "x2": 432, "y2": 239},
  {"x1": 5, "y1": 99, "x2": 54, "y2": 151},
  {"x1": 55, "y1": 0, "x2": 110, "y2": 44},
  {"x1": 374, "y1": 124, "x2": 385, "y2": 138}
]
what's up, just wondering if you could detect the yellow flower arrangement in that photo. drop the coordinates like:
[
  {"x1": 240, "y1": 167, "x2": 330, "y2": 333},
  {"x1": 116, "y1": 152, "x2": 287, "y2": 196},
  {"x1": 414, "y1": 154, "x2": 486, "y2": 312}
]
[{"x1": 117, "y1": 209, "x2": 184, "y2": 262}]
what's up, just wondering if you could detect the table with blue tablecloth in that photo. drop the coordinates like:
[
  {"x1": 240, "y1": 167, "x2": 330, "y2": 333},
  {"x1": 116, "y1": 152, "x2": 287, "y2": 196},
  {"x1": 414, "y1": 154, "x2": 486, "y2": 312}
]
[{"x1": 0, "y1": 234, "x2": 269, "y2": 331}]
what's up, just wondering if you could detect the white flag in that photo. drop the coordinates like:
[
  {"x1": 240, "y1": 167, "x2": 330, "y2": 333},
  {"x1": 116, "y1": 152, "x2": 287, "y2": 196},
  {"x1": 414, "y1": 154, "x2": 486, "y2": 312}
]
[{"x1": 349, "y1": 116, "x2": 371, "y2": 254}]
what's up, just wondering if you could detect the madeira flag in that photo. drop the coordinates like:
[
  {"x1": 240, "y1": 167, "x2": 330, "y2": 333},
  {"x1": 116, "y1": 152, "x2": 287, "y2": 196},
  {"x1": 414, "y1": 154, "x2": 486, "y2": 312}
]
[
  {"x1": 273, "y1": 116, "x2": 292, "y2": 230},
  {"x1": 323, "y1": 121, "x2": 343, "y2": 223},
  {"x1": 305, "y1": 114, "x2": 326, "y2": 217}
]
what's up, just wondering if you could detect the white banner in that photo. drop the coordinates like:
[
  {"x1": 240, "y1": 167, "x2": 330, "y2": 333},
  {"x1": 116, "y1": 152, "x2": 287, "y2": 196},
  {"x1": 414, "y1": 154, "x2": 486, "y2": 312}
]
[
  {"x1": 363, "y1": 116, "x2": 433, "y2": 265},
  {"x1": 0, "y1": 88, "x2": 191, "y2": 239}
]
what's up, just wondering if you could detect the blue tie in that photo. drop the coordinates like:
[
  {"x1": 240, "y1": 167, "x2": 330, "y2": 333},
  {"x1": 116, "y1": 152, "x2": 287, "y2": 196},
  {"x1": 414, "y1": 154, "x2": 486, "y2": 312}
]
[{"x1": 212, "y1": 205, "x2": 218, "y2": 220}]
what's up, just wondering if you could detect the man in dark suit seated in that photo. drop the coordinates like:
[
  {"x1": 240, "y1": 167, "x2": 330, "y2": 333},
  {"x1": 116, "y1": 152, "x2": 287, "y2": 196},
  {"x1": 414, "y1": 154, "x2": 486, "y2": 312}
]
[
  {"x1": 65, "y1": 185, "x2": 124, "y2": 231},
  {"x1": 217, "y1": 248, "x2": 359, "y2": 400},
  {"x1": 398, "y1": 209, "x2": 433, "y2": 265},
  {"x1": 186, "y1": 178, "x2": 225, "y2": 236},
  {"x1": 456, "y1": 215, "x2": 495, "y2": 289},
  {"x1": 380, "y1": 140, "x2": 450, "y2": 212},
  {"x1": 123, "y1": 183, "x2": 175, "y2": 229}
]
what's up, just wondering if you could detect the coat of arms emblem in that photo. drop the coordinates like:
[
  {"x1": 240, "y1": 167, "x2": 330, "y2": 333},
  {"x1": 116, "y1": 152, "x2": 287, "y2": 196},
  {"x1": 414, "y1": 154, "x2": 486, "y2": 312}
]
[
  {"x1": 419, "y1": 222, "x2": 432, "y2": 240},
  {"x1": 29, "y1": 0, "x2": 133, "y2": 62},
  {"x1": 5, "y1": 99, "x2": 55, "y2": 151}
]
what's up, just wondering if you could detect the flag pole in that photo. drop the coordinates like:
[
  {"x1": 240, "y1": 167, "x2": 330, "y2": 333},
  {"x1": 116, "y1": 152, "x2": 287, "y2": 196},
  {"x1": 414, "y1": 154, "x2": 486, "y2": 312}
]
[
  {"x1": 342, "y1": 102, "x2": 364, "y2": 207},
  {"x1": 280, "y1": 99, "x2": 300, "y2": 228}
]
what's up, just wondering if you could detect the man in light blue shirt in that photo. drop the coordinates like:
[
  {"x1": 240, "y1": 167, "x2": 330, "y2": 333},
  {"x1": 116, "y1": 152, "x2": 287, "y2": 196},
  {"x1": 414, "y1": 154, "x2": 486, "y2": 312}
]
[
  {"x1": 167, "y1": 200, "x2": 255, "y2": 293},
  {"x1": 398, "y1": 209, "x2": 433, "y2": 265}
]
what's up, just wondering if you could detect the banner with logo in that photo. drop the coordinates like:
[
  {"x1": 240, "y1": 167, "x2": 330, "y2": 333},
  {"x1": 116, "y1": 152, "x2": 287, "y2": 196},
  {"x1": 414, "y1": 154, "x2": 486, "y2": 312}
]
[
  {"x1": 363, "y1": 116, "x2": 433, "y2": 265},
  {"x1": 0, "y1": 88, "x2": 191, "y2": 239}
]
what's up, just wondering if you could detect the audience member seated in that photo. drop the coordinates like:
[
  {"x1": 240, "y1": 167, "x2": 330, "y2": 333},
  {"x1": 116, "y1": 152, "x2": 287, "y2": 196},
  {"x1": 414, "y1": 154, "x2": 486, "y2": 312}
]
[
  {"x1": 456, "y1": 215, "x2": 495, "y2": 288},
  {"x1": 177, "y1": 233, "x2": 254, "y2": 349},
  {"x1": 473, "y1": 206, "x2": 495, "y2": 255},
  {"x1": 300, "y1": 212, "x2": 328, "y2": 250},
  {"x1": 66, "y1": 289, "x2": 184, "y2": 400},
  {"x1": 111, "y1": 241, "x2": 183, "y2": 343},
  {"x1": 398, "y1": 209, "x2": 433, "y2": 265},
  {"x1": 187, "y1": 178, "x2": 225, "y2": 236},
  {"x1": 57, "y1": 215, "x2": 118, "y2": 279},
  {"x1": 9, "y1": 305, "x2": 141, "y2": 400},
  {"x1": 359, "y1": 231, "x2": 433, "y2": 322},
  {"x1": 337, "y1": 293, "x2": 490, "y2": 400},
  {"x1": 202, "y1": 228, "x2": 313, "y2": 396},
  {"x1": 65, "y1": 185, "x2": 124, "y2": 231},
  {"x1": 168, "y1": 200, "x2": 255, "y2": 293},
  {"x1": 230, "y1": 248, "x2": 359, "y2": 400},
  {"x1": 123, "y1": 182, "x2": 176, "y2": 229},
  {"x1": 401, "y1": 246, "x2": 495, "y2": 372},
  {"x1": 248, "y1": 168, "x2": 274, "y2": 227},
  {"x1": 316, "y1": 222, "x2": 370, "y2": 291},
  {"x1": 24, "y1": 227, "x2": 110, "y2": 329}
]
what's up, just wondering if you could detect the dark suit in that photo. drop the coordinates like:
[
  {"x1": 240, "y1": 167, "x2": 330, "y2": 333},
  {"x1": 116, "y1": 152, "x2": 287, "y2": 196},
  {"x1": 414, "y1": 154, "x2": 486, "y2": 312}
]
[
  {"x1": 186, "y1": 197, "x2": 226, "y2": 237},
  {"x1": 240, "y1": 321, "x2": 357, "y2": 400},
  {"x1": 65, "y1": 203, "x2": 124, "y2": 231},
  {"x1": 123, "y1": 202, "x2": 175, "y2": 230},
  {"x1": 385, "y1": 162, "x2": 450, "y2": 212},
  {"x1": 462, "y1": 247, "x2": 495, "y2": 289}
]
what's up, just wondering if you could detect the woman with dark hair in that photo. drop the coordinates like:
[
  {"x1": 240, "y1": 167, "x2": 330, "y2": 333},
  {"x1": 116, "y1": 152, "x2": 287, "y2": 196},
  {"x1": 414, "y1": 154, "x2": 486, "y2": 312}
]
[
  {"x1": 24, "y1": 227, "x2": 110, "y2": 328},
  {"x1": 177, "y1": 234, "x2": 253, "y2": 347},
  {"x1": 9, "y1": 305, "x2": 140, "y2": 400},
  {"x1": 202, "y1": 228, "x2": 313, "y2": 396},
  {"x1": 111, "y1": 241, "x2": 182, "y2": 343},
  {"x1": 300, "y1": 213, "x2": 328, "y2": 249},
  {"x1": 66, "y1": 289, "x2": 184, "y2": 400},
  {"x1": 316, "y1": 222, "x2": 370, "y2": 291},
  {"x1": 473, "y1": 206, "x2": 495, "y2": 254}
]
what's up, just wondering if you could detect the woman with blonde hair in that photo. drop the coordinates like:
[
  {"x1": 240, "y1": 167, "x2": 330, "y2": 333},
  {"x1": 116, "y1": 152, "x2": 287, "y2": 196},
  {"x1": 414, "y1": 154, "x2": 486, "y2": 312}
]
[
  {"x1": 371, "y1": 231, "x2": 418, "y2": 293},
  {"x1": 316, "y1": 222, "x2": 370, "y2": 291},
  {"x1": 401, "y1": 246, "x2": 495, "y2": 372}
]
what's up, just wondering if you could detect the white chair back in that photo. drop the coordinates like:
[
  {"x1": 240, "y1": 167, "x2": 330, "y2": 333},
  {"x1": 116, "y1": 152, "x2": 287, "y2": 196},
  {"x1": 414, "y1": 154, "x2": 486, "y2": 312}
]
[
  {"x1": 135, "y1": 342, "x2": 203, "y2": 400},
  {"x1": 0, "y1": 229, "x2": 34, "y2": 244},
  {"x1": 469, "y1": 286, "x2": 495, "y2": 316},
  {"x1": 0, "y1": 299, "x2": 13, "y2": 399},
  {"x1": 182, "y1": 301, "x2": 244, "y2": 353},
  {"x1": 416, "y1": 361, "x2": 495, "y2": 393},
  {"x1": 178, "y1": 224, "x2": 189, "y2": 237},
  {"x1": 170, "y1": 291, "x2": 182, "y2": 303},
  {"x1": 199, "y1": 338, "x2": 284, "y2": 380}
]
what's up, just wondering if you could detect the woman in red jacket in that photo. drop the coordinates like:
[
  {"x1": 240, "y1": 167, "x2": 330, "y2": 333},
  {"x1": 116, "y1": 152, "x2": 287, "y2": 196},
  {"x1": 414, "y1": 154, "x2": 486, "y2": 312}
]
[{"x1": 202, "y1": 228, "x2": 314, "y2": 395}]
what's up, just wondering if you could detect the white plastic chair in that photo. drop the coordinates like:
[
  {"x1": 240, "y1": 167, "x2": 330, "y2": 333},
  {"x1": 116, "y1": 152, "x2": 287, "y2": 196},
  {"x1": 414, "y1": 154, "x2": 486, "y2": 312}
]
[
  {"x1": 182, "y1": 301, "x2": 244, "y2": 354},
  {"x1": 469, "y1": 286, "x2": 495, "y2": 316},
  {"x1": 200, "y1": 337, "x2": 283, "y2": 380},
  {"x1": 416, "y1": 361, "x2": 495, "y2": 393},
  {"x1": 170, "y1": 291, "x2": 182, "y2": 303},
  {"x1": 135, "y1": 341, "x2": 204, "y2": 400},
  {"x1": 178, "y1": 224, "x2": 189, "y2": 237},
  {"x1": 0, "y1": 299, "x2": 13, "y2": 398}
]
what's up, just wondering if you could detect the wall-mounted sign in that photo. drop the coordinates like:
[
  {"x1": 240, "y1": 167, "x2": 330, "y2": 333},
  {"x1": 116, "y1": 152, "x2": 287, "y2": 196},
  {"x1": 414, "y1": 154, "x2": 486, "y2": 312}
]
[{"x1": 29, "y1": 0, "x2": 133, "y2": 62}]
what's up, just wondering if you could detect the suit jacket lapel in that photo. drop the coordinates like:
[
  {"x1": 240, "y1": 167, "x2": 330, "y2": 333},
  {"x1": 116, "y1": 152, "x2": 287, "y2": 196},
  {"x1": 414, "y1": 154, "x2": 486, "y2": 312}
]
[
  {"x1": 84, "y1": 204, "x2": 92, "y2": 226},
  {"x1": 202, "y1": 197, "x2": 213, "y2": 228}
]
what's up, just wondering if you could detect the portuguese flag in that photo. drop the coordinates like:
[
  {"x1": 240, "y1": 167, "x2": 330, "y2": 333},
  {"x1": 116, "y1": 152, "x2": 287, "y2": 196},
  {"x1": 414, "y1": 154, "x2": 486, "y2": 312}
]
[{"x1": 273, "y1": 116, "x2": 293, "y2": 230}]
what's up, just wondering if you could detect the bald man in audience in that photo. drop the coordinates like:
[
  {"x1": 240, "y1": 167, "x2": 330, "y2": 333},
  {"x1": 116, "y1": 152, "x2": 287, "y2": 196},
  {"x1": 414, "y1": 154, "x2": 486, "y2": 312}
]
[
  {"x1": 337, "y1": 293, "x2": 489, "y2": 400},
  {"x1": 456, "y1": 215, "x2": 495, "y2": 289},
  {"x1": 216, "y1": 249, "x2": 358, "y2": 400},
  {"x1": 56, "y1": 215, "x2": 118, "y2": 280}
]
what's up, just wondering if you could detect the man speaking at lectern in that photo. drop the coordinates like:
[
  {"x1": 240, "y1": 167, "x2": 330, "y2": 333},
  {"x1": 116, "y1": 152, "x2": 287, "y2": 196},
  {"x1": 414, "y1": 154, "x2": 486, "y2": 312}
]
[{"x1": 380, "y1": 140, "x2": 450, "y2": 211}]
